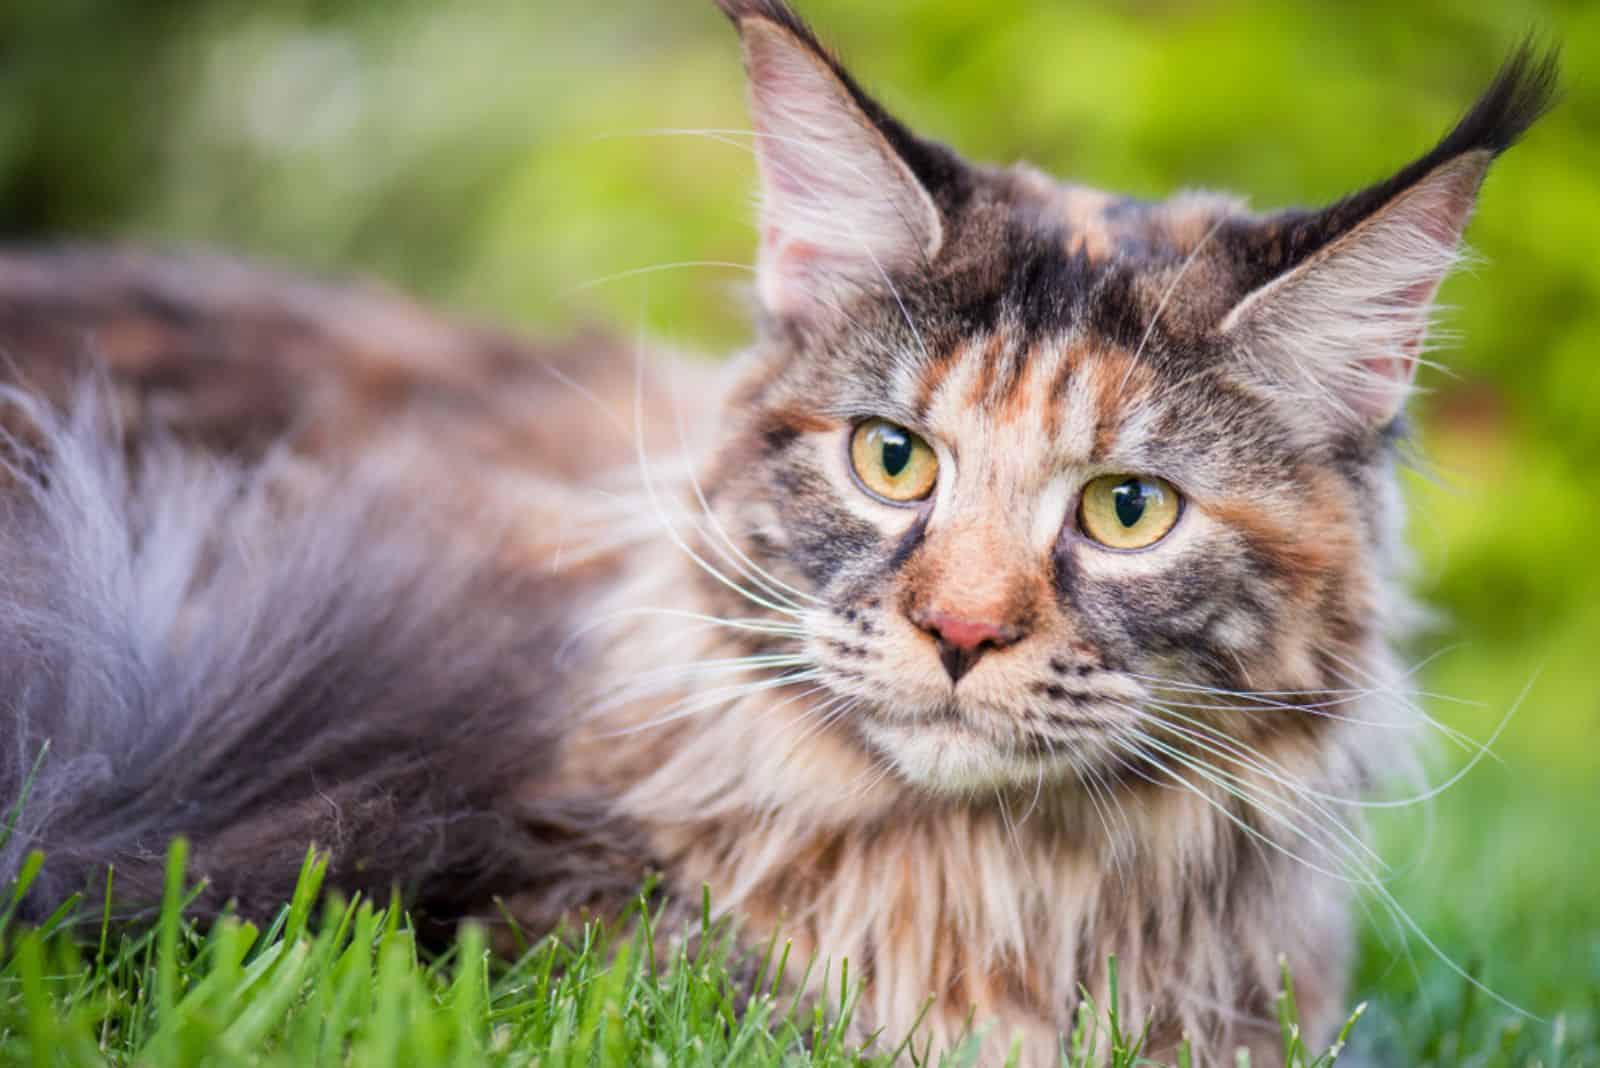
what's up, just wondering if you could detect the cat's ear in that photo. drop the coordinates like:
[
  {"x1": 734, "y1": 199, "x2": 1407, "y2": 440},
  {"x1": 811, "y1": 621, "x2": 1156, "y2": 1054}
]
[
  {"x1": 1219, "y1": 44, "x2": 1558, "y2": 430},
  {"x1": 715, "y1": 1, "x2": 944, "y2": 321}
]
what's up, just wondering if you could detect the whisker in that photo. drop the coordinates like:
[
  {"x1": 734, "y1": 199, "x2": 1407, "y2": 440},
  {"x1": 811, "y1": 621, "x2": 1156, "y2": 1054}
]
[
  {"x1": 782, "y1": 692, "x2": 860, "y2": 756},
  {"x1": 1075, "y1": 760, "x2": 1129, "y2": 885},
  {"x1": 1117, "y1": 679, "x2": 1539, "y2": 1020},
  {"x1": 663, "y1": 351, "x2": 822, "y2": 611},
  {"x1": 1018, "y1": 754, "x2": 1047, "y2": 829},
  {"x1": 1314, "y1": 646, "x2": 1497, "y2": 759},
  {"x1": 557, "y1": 606, "x2": 804, "y2": 668},
  {"x1": 1134, "y1": 707, "x2": 1388, "y2": 873},
  {"x1": 589, "y1": 653, "x2": 813, "y2": 705},
  {"x1": 1126, "y1": 657, "x2": 1489, "y2": 758},
  {"x1": 1303, "y1": 668, "x2": 1532, "y2": 810},
  {"x1": 1118, "y1": 216, "x2": 1228, "y2": 393},
  {"x1": 1107, "y1": 723, "x2": 1383, "y2": 888},
  {"x1": 994, "y1": 786, "x2": 1024, "y2": 859},
  {"x1": 626, "y1": 298, "x2": 804, "y2": 620},
  {"x1": 565, "y1": 259, "x2": 754, "y2": 296},
  {"x1": 592, "y1": 668, "x2": 826, "y2": 738}
]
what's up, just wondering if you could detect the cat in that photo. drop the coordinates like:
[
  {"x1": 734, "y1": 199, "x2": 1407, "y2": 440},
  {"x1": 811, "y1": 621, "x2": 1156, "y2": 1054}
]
[{"x1": 0, "y1": 1, "x2": 1557, "y2": 1063}]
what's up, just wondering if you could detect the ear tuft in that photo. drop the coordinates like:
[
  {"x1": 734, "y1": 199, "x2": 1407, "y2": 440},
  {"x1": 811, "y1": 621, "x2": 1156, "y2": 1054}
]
[
  {"x1": 712, "y1": 0, "x2": 811, "y2": 34},
  {"x1": 1220, "y1": 42, "x2": 1559, "y2": 431},
  {"x1": 718, "y1": 1, "x2": 944, "y2": 322},
  {"x1": 1223, "y1": 155, "x2": 1485, "y2": 427},
  {"x1": 1432, "y1": 38, "x2": 1560, "y2": 158}
]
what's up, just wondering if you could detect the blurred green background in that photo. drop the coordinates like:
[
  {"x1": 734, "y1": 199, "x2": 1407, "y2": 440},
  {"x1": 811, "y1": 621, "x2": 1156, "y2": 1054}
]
[{"x1": 2, "y1": 0, "x2": 1596, "y2": 1060}]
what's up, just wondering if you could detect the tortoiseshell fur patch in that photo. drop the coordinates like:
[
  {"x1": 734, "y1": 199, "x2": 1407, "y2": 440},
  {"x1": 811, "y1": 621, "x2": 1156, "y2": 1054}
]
[{"x1": 0, "y1": 4, "x2": 1557, "y2": 1065}]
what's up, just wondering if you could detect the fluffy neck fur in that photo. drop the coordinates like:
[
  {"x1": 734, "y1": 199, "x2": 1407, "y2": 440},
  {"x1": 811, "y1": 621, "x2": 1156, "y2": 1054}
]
[{"x1": 547, "y1": 405, "x2": 1416, "y2": 1062}]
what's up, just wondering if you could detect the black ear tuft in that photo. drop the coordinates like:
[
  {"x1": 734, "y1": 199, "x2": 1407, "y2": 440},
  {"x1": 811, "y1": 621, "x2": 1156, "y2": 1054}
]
[
  {"x1": 1326, "y1": 38, "x2": 1560, "y2": 228},
  {"x1": 1217, "y1": 41, "x2": 1560, "y2": 431},
  {"x1": 1437, "y1": 38, "x2": 1561, "y2": 158},
  {"x1": 1231, "y1": 40, "x2": 1560, "y2": 293},
  {"x1": 711, "y1": 0, "x2": 963, "y2": 202},
  {"x1": 712, "y1": 0, "x2": 811, "y2": 35},
  {"x1": 713, "y1": 0, "x2": 859, "y2": 109}
]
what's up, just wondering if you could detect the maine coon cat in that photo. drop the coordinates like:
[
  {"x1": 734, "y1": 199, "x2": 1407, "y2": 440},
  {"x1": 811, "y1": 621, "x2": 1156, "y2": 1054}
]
[{"x1": 0, "y1": 1, "x2": 1556, "y2": 1063}]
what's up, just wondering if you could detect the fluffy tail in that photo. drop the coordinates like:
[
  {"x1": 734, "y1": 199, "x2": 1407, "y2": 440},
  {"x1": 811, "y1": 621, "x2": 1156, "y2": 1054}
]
[{"x1": 0, "y1": 384, "x2": 641, "y2": 930}]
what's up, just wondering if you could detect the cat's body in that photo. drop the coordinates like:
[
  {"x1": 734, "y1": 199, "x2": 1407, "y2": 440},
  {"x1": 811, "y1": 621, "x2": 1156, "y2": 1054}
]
[
  {"x1": 0, "y1": 4, "x2": 1556, "y2": 1064},
  {"x1": 0, "y1": 246, "x2": 1348, "y2": 1062}
]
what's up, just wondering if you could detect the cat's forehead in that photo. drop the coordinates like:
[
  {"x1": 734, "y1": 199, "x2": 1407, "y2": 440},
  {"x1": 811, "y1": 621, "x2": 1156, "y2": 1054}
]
[
  {"x1": 840, "y1": 177, "x2": 1270, "y2": 467},
  {"x1": 873, "y1": 167, "x2": 1268, "y2": 379},
  {"x1": 849, "y1": 298, "x2": 1278, "y2": 502},
  {"x1": 902, "y1": 328, "x2": 1167, "y2": 475},
  {"x1": 1001, "y1": 167, "x2": 1248, "y2": 268},
  {"x1": 859, "y1": 175, "x2": 1258, "y2": 429}
]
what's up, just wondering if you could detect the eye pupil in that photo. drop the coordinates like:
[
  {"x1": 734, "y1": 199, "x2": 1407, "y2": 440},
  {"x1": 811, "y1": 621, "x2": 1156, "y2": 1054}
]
[
  {"x1": 849, "y1": 419, "x2": 937, "y2": 504},
  {"x1": 1078, "y1": 473, "x2": 1180, "y2": 550},
  {"x1": 1112, "y1": 480, "x2": 1147, "y2": 528},
  {"x1": 880, "y1": 432, "x2": 912, "y2": 478}
]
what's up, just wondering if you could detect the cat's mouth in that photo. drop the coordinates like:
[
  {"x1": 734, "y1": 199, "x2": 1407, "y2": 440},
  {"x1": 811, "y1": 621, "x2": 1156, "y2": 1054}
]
[{"x1": 853, "y1": 699, "x2": 1110, "y2": 793}]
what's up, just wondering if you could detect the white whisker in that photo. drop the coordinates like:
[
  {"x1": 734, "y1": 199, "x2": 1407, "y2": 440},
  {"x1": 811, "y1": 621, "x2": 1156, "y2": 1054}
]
[
  {"x1": 663, "y1": 350, "x2": 823, "y2": 611},
  {"x1": 1118, "y1": 216, "x2": 1228, "y2": 394},
  {"x1": 593, "y1": 668, "x2": 825, "y2": 738},
  {"x1": 565, "y1": 260, "x2": 754, "y2": 296},
  {"x1": 626, "y1": 296, "x2": 804, "y2": 620}
]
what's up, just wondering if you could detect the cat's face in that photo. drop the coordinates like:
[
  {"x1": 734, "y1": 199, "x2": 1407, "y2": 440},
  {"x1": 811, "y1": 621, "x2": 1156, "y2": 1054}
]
[
  {"x1": 708, "y1": 188, "x2": 1382, "y2": 793},
  {"x1": 695, "y1": 1, "x2": 1546, "y2": 794}
]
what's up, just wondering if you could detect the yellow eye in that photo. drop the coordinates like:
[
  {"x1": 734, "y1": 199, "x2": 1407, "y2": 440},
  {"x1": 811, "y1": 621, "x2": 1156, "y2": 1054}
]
[
  {"x1": 1078, "y1": 474, "x2": 1182, "y2": 550},
  {"x1": 849, "y1": 419, "x2": 938, "y2": 503}
]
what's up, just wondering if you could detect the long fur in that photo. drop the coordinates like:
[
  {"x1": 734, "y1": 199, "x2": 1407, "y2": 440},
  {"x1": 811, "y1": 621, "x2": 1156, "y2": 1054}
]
[
  {"x1": 0, "y1": 5, "x2": 1559, "y2": 1065},
  {"x1": 0, "y1": 384, "x2": 641, "y2": 929}
]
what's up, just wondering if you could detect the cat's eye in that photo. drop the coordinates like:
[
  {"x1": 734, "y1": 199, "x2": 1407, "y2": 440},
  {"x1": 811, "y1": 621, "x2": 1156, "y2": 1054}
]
[
  {"x1": 849, "y1": 419, "x2": 938, "y2": 504},
  {"x1": 1078, "y1": 474, "x2": 1182, "y2": 550}
]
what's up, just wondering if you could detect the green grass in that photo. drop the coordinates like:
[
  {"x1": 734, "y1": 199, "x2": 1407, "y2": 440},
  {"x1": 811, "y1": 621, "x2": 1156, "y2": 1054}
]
[
  {"x1": 0, "y1": 843, "x2": 1376, "y2": 1067},
  {"x1": 0, "y1": 2, "x2": 1594, "y2": 1064},
  {"x1": 1350, "y1": 774, "x2": 1600, "y2": 1067},
  {"x1": 4, "y1": 759, "x2": 1592, "y2": 1066}
]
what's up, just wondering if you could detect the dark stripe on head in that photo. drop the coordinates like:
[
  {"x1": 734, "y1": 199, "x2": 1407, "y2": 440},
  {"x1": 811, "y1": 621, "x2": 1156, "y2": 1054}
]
[{"x1": 885, "y1": 509, "x2": 931, "y2": 574}]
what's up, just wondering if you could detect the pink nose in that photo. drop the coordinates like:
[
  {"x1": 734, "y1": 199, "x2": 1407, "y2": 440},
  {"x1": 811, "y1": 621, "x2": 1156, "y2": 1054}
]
[
  {"x1": 911, "y1": 610, "x2": 1024, "y2": 683},
  {"x1": 922, "y1": 613, "x2": 1011, "y2": 652}
]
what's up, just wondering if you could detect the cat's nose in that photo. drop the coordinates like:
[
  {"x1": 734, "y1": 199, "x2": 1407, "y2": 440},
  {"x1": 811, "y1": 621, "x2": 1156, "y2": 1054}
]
[{"x1": 912, "y1": 609, "x2": 1024, "y2": 684}]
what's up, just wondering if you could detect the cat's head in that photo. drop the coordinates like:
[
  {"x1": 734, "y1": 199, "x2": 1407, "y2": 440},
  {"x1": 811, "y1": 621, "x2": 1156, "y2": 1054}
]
[{"x1": 696, "y1": 0, "x2": 1555, "y2": 795}]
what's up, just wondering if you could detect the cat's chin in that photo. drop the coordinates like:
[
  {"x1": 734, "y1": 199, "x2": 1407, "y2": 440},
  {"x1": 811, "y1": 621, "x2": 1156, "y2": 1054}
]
[{"x1": 857, "y1": 717, "x2": 1078, "y2": 795}]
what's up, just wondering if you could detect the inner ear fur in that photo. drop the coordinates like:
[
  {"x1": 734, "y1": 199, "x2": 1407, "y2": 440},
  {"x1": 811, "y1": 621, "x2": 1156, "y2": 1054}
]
[{"x1": 1218, "y1": 42, "x2": 1558, "y2": 430}]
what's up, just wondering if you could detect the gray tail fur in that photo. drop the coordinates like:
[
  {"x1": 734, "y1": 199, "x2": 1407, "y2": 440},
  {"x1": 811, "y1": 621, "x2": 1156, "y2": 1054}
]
[{"x1": 0, "y1": 383, "x2": 639, "y2": 931}]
